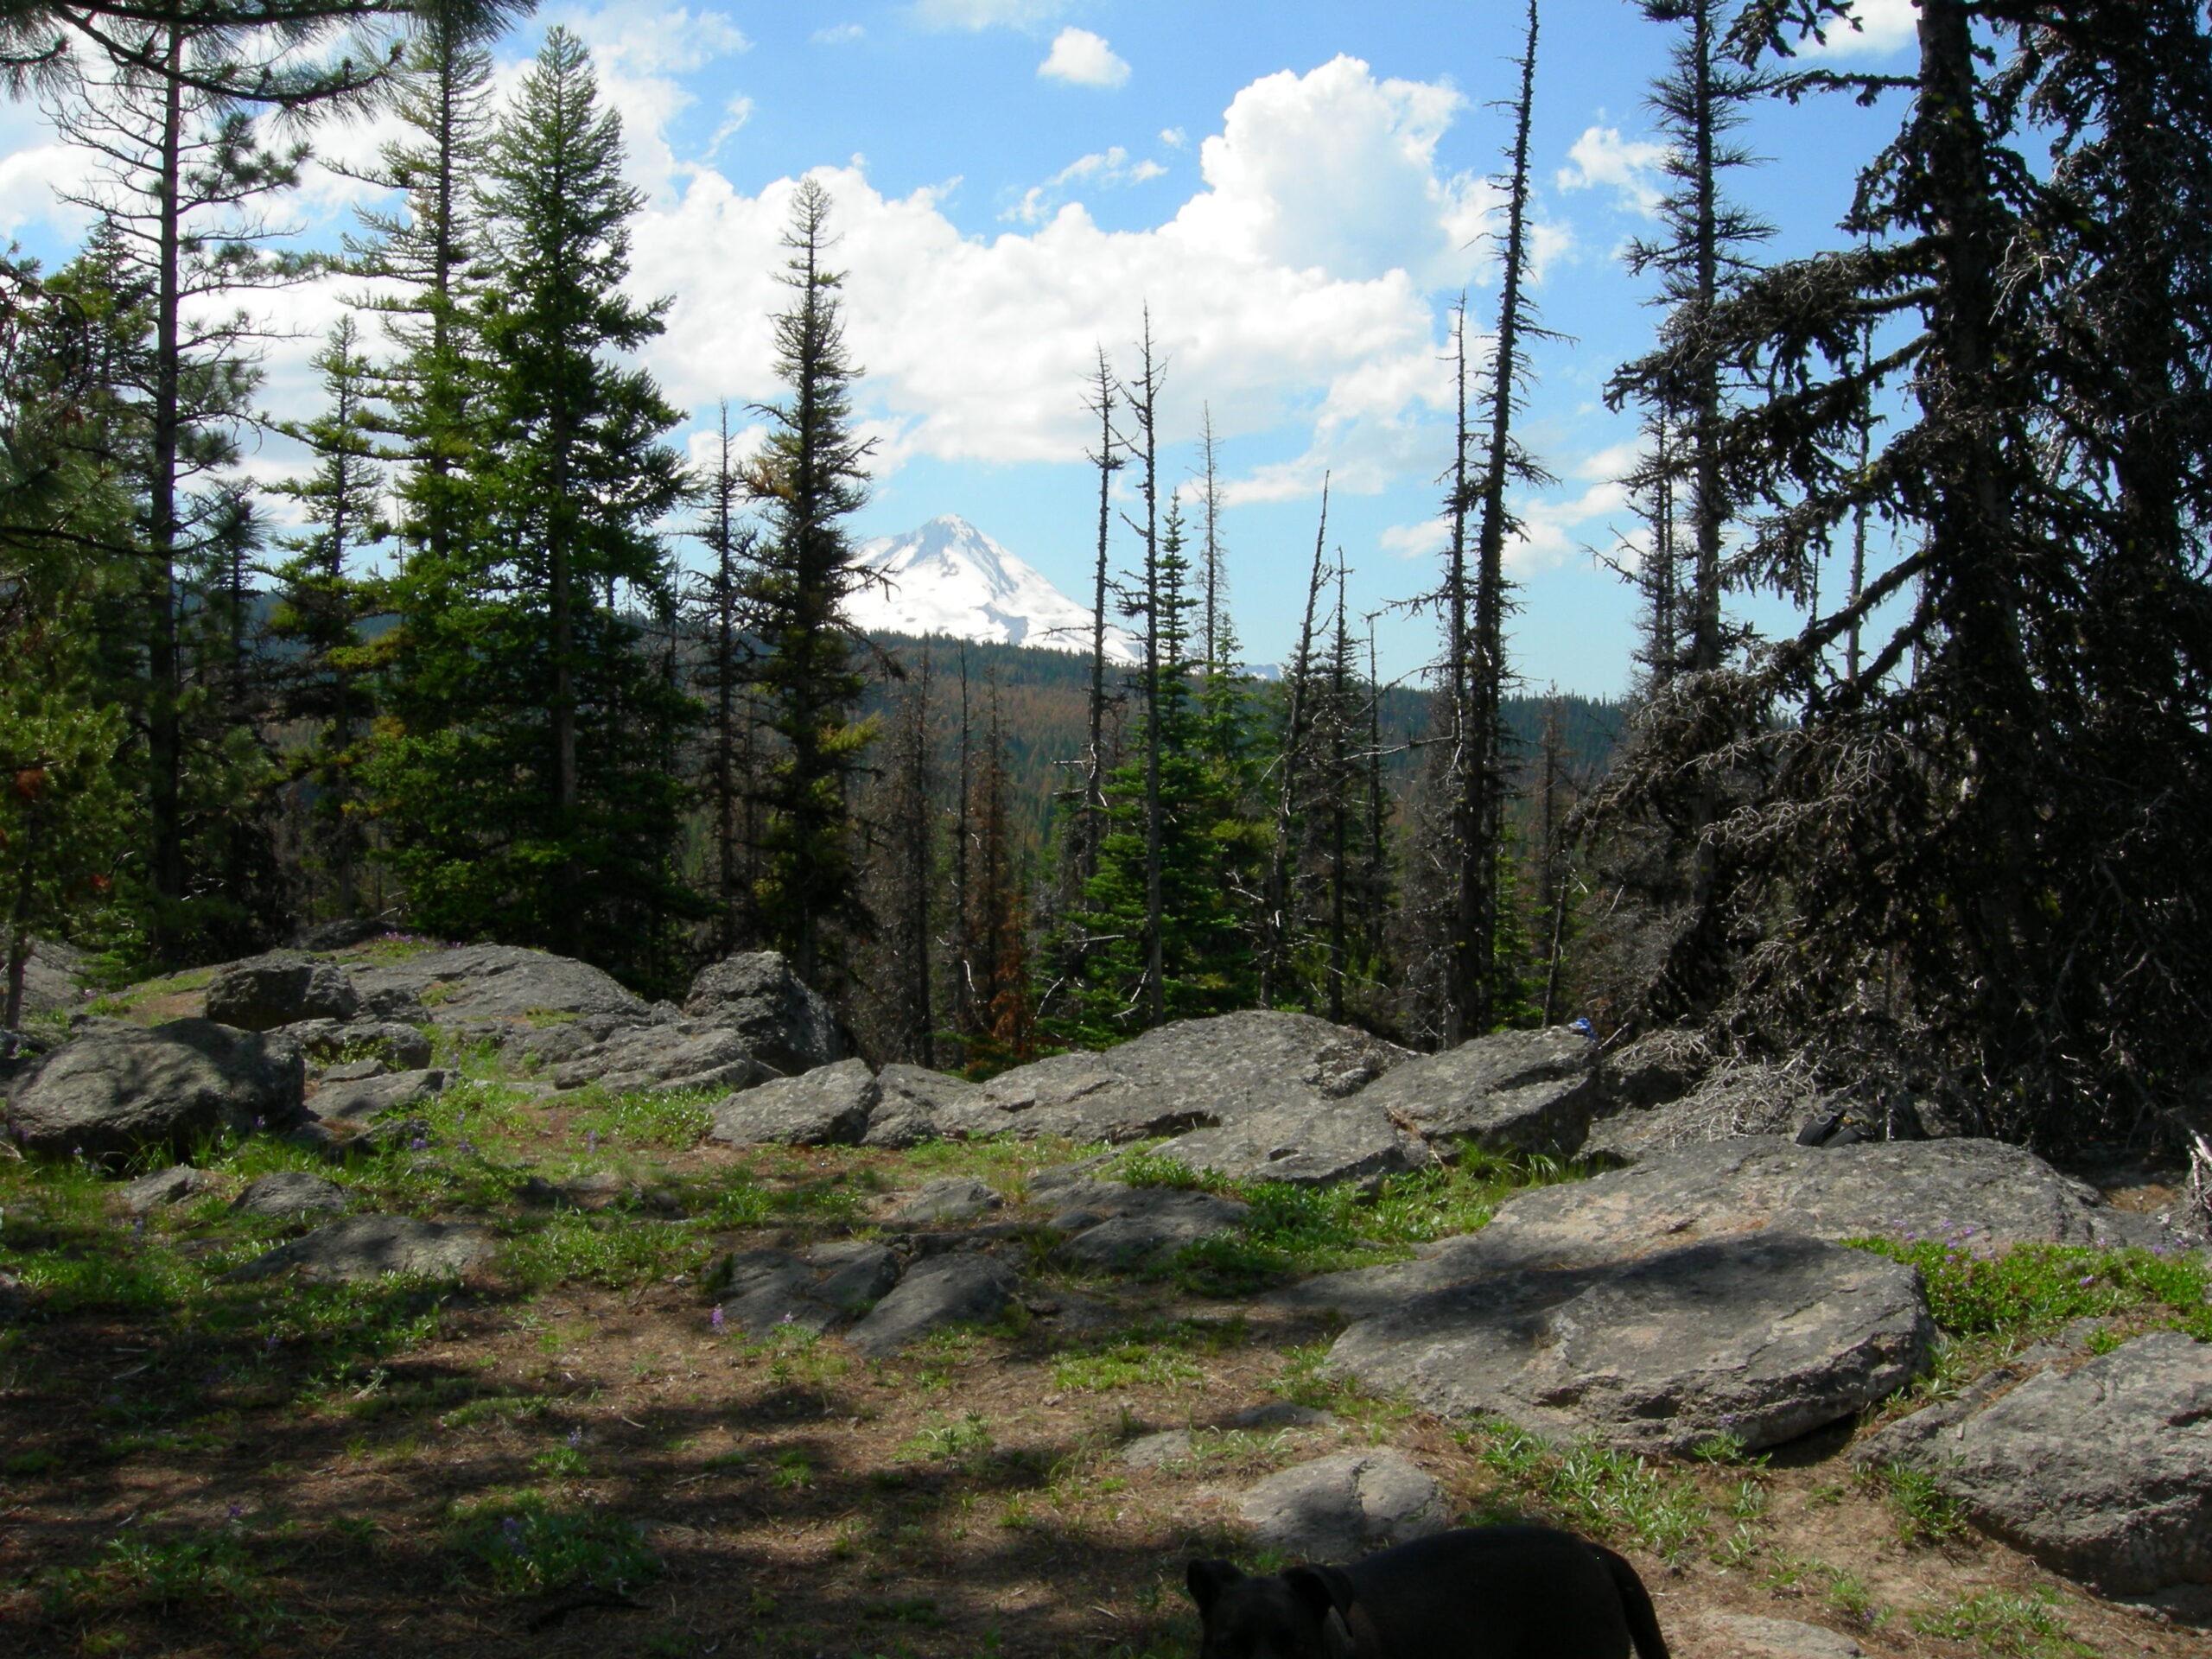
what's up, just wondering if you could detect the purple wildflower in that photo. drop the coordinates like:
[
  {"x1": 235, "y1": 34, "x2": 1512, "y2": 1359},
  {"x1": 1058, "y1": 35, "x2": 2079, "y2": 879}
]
[
  {"x1": 710, "y1": 1306, "x2": 726, "y2": 1333},
  {"x1": 410, "y1": 1135, "x2": 429, "y2": 1151},
  {"x1": 586, "y1": 1129, "x2": 599, "y2": 1154},
  {"x1": 566, "y1": 1427, "x2": 586, "y2": 1450}
]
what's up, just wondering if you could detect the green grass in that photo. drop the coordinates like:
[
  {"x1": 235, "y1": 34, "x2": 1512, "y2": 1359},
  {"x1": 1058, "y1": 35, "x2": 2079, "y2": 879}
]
[
  {"x1": 1859, "y1": 1459, "x2": 1972, "y2": 1546},
  {"x1": 41, "y1": 1522, "x2": 298, "y2": 1643},
  {"x1": 1845, "y1": 1236, "x2": 2212, "y2": 1343},
  {"x1": 896, "y1": 1410, "x2": 995, "y2": 1465},
  {"x1": 498, "y1": 1211, "x2": 712, "y2": 1291},
  {"x1": 447, "y1": 1494, "x2": 662, "y2": 1597},
  {"x1": 1910, "y1": 1591, "x2": 2094, "y2": 1658},
  {"x1": 1465, "y1": 1419, "x2": 1712, "y2": 1565}
]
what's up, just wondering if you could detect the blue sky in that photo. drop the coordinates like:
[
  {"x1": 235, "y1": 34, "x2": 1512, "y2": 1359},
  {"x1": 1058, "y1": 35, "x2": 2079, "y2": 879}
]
[{"x1": 0, "y1": 0, "x2": 1923, "y2": 694}]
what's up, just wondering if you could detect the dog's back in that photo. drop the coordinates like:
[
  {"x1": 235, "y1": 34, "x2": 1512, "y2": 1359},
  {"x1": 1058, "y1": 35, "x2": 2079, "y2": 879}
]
[{"x1": 1190, "y1": 1524, "x2": 1669, "y2": 1659}]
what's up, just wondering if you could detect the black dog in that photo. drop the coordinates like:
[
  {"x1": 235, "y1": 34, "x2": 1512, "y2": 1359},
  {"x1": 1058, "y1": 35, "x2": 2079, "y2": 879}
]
[{"x1": 1187, "y1": 1525, "x2": 1669, "y2": 1659}]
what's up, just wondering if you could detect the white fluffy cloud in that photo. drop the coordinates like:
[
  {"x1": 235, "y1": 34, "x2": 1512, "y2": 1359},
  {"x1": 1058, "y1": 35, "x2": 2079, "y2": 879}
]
[
  {"x1": 1038, "y1": 28, "x2": 1129, "y2": 89},
  {"x1": 628, "y1": 55, "x2": 1498, "y2": 490},
  {"x1": 554, "y1": 0, "x2": 748, "y2": 75},
  {"x1": 1004, "y1": 146, "x2": 1166, "y2": 224},
  {"x1": 1808, "y1": 0, "x2": 1919, "y2": 56},
  {"x1": 812, "y1": 23, "x2": 865, "y2": 44},
  {"x1": 1557, "y1": 124, "x2": 1669, "y2": 216}
]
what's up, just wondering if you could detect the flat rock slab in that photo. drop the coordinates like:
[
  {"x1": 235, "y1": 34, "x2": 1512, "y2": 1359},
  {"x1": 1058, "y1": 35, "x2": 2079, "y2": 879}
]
[
  {"x1": 1152, "y1": 1101, "x2": 1427, "y2": 1189},
  {"x1": 1698, "y1": 1614, "x2": 1864, "y2": 1659},
  {"x1": 1357, "y1": 1027, "x2": 1600, "y2": 1160},
  {"x1": 6, "y1": 1019, "x2": 306, "y2": 1161},
  {"x1": 1036, "y1": 1174, "x2": 1250, "y2": 1268},
  {"x1": 710, "y1": 1240, "x2": 901, "y2": 1338},
  {"x1": 1121, "y1": 1428, "x2": 1194, "y2": 1469},
  {"x1": 1325, "y1": 1233, "x2": 1933, "y2": 1452},
  {"x1": 682, "y1": 950, "x2": 849, "y2": 1075},
  {"x1": 550, "y1": 1026, "x2": 771, "y2": 1096},
  {"x1": 1237, "y1": 1449, "x2": 1447, "y2": 1560},
  {"x1": 232, "y1": 1171, "x2": 349, "y2": 1217},
  {"x1": 313, "y1": 1068, "x2": 448, "y2": 1122},
  {"x1": 345, "y1": 945, "x2": 647, "y2": 1027},
  {"x1": 845, "y1": 1253, "x2": 1020, "y2": 1355},
  {"x1": 1227, "y1": 1402, "x2": 1336, "y2": 1430},
  {"x1": 966, "y1": 1012, "x2": 1412, "y2": 1142},
  {"x1": 708, "y1": 1058, "x2": 878, "y2": 1147},
  {"x1": 1474, "y1": 1136, "x2": 2172, "y2": 1268},
  {"x1": 1866, "y1": 1331, "x2": 2212, "y2": 1592},
  {"x1": 121, "y1": 1165, "x2": 207, "y2": 1213},
  {"x1": 227, "y1": 1214, "x2": 492, "y2": 1282},
  {"x1": 891, "y1": 1177, "x2": 1001, "y2": 1224}
]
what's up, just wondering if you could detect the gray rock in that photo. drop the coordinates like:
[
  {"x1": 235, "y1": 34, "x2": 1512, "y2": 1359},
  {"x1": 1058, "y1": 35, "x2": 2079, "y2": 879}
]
[
  {"x1": 1602, "y1": 1028, "x2": 1713, "y2": 1111},
  {"x1": 1121, "y1": 1428, "x2": 1194, "y2": 1468},
  {"x1": 709, "y1": 1239, "x2": 901, "y2": 1337},
  {"x1": 1473, "y1": 1136, "x2": 2172, "y2": 1268},
  {"x1": 1357, "y1": 1027, "x2": 1601, "y2": 1160},
  {"x1": 1700, "y1": 1615, "x2": 1863, "y2": 1659},
  {"x1": 1868, "y1": 1331, "x2": 2212, "y2": 1592},
  {"x1": 863, "y1": 1064, "x2": 977, "y2": 1147},
  {"x1": 1236, "y1": 1449, "x2": 1448, "y2": 1560},
  {"x1": 971, "y1": 1012, "x2": 1414, "y2": 1143},
  {"x1": 321, "y1": 1058, "x2": 387, "y2": 1083},
  {"x1": 682, "y1": 950, "x2": 849, "y2": 1075},
  {"x1": 845, "y1": 1252, "x2": 1020, "y2": 1355},
  {"x1": 1586, "y1": 1061, "x2": 1821, "y2": 1162},
  {"x1": 1227, "y1": 1402, "x2": 1336, "y2": 1430},
  {"x1": 891, "y1": 1177, "x2": 1002, "y2": 1224},
  {"x1": 550, "y1": 1024, "x2": 772, "y2": 1096},
  {"x1": 312, "y1": 1068, "x2": 448, "y2": 1122},
  {"x1": 121, "y1": 1165, "x2": 206, "y2": 1213},
  {"x1": 707, "y1": 1058, "x2": 877, "y2": 1147},
  {"x1": 1153, "y1": 1100, "x2": 1427, "y2": 1189},
  {"x1": 232, "y1": 1170, "x2": 349, "y2": 1217},
  {"x1": 16, "y1": 938, "x2": 86, "y2": 1017},
  {"x1": 499, "y1": 1022, "x2": 599, "y2": 1071},
  {"x1": 204, "y1": 951, "x2": 362, "y2": 1031},
  {"x1": 344, "y1": 944, "x2": 647, "y2": 1028},
  {"x1": 1045, "y1": 1177, "x2": 1250, "y2": 1268},
  {"x1": 5, "y1": 1019, "x2": 306, "y2": 1161},
  {"x1": 280, "y1": 1019, "x2": 433, "y2": 1072},
  {"x1": 226, "y1": 1213, "x2": 492, "y2": 1282},
  {"x1": 1325, "y1": 1232, "x2": 1932, "y2": 1452},
  {"x1": 293, "y1": 918, "x2": 387, "y2": 953}
]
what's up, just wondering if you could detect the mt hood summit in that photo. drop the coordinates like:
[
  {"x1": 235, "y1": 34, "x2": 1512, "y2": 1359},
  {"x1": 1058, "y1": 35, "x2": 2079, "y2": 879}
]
[{"x1": 847, "y1": 515, "x2": 1137, "y2": 663}]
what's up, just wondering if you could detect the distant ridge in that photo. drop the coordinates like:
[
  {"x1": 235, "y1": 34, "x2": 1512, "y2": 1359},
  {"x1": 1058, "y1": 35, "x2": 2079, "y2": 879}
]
[{"x1": 848, "y1": 515, "x2": 1139, "y2": 664}]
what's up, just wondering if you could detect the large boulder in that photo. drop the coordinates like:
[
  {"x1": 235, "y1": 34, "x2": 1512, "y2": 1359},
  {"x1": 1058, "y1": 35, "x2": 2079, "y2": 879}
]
[
  {"x1": 204, "y1": 951, "x2": 361, "y2": 1031},
  {"x1": 962, "y1": 1012, "x2": 1413, "y2": 1144},
  {"x1": 1325, "y1": 1232, "x2": 1933, "y2": 1452},
  {"x1": 1150, "y1": 1100, "x2": 1427, "y2": 1189},
  {"x1": 682, "y1": 951, "x2": 849, "y2": 1075},
  {"x1": 226, "y1": 1213, "x2": 492, "y2": 1282},
  {"x1": 1861, "y1": 1331, "x2": 2212, "y2": 1593},
  {"x1": 4, "y1": 1019, "x2": 306, "y2": 1160},
  {"x1": 1470, "y1": 1136, "x2": 2173, "y2": 1268},
  {"x1": 232, "y1": 1170, "x2": 349, "y2": 1217},
  {"x1": 548, "y1": 1024, "x2": 772, "y2": 1096},
  {"x1": 709, "y1": 1240, "x2": 901, "y2": 1337},
  {"x1": 844, "y1": 1252, "x2": 1020, "y2": 1355},
  {"x1": 1355, "y1": 1026, "x2": 1600, "y2": 1160},
  {"x1": 16, "y1": 939, "x2": 86, "y2": 1017},
  {"x1": 706, "y1": 1058, "x2": 877, "y2": 1147},
  {"x1": 344, "y1": 944, "x2": 647, "y2": 1027},
  {"x1": 864, "y1": 1064, "x2": 978, "y2": 1147},
  {"x1": 311, "y1": 1068, "x2": 448, "y2": 1122},
  {"x1": 1237, "y1": 1450, "x2": 1449, "y2": 1560}
]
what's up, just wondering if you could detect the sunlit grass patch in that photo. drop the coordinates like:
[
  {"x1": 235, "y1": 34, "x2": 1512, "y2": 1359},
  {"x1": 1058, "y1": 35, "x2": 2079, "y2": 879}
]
[
  {"x1": 1910, "y1": 1590, "x2": 2093, "y2": 1658},
  {"x1": 1463, "y1": 1418, "x2": 1713, "y2": 1565},
  {"x1": 446, "y1": 1493, "x2": 661, "y2": 1598},
  {"x1": 498, "y1": 1211, "x2": 710, "y2": 1291},
  {"x1": 1844, "y1": 1236, "x2": 2212, "y2": 1343}
]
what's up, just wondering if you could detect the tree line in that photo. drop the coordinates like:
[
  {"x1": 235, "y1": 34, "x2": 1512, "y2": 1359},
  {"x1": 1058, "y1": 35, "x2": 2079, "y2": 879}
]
[{"x1": 3, "y1": 0, "x2": 2209, "y2": 1151}]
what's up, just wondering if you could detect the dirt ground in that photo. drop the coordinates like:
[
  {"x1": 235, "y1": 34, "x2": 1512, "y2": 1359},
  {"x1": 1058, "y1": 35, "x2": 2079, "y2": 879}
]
[{"x1": 1, "y1": 1001, "x2": 2207, "y2": 1658}]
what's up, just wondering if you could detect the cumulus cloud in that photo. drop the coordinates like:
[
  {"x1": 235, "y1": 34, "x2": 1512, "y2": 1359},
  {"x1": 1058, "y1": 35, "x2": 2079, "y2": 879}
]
[
  {"x1": 554, "y1": 0, "x2": 749, "y2": 75},
  {"x1": 1160, "y1": 127, "x2": 1187, "y2": 149},
  {"x1": 1557, "y1": 124, "x2": 1669, "y2": 216},
  {"x1": 1039, "y1": 28, "x2": 1129, "y2": 89},
  {"x1": 915, "y1": 0, "x2": 1065, "y2": 29},
  {"x1": 1004, "y1": 146, "x2": 1166, "y2": 224},
  {"x1": 1806, "y1": 0, "x2": 1918, "y2": 57}
]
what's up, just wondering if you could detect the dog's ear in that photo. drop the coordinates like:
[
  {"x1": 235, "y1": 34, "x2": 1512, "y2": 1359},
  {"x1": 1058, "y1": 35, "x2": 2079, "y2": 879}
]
[
  {"x1": 1186, "y1": 1559, "x2": 1244, "y2": 1614},
  {"x1": 1282, "y1": 1565, "x2": 1354, "y2": 1622},
  {"x1": 1319, "y1": 1607, "x2": 1357, "y2": 1659}
]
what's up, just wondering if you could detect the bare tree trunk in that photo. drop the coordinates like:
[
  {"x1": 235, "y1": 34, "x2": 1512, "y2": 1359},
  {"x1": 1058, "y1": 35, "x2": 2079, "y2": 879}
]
[
  {"x1": 1262, "y1": 480, "x2": 1330, "y2": 1008},
  {"x1": 1122, "y1": 315, "x2": 1166, "y2": 1027},
  {"x1": 147, "y1": 25, "x2": 186, "y2": 954},
  {"x1": 1080, "y1": 347, "x2": 1119, "y2": 892}
]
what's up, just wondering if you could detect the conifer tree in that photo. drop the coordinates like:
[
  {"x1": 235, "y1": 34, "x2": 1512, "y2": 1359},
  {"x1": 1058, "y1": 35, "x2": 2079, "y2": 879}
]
[
  {"x1": 740, "y1": 176, "x2": 876, "y2": 985},
  {"x1": 685, "y1": 404, "x2": 764, "y2": 957},
  {"x1": 366, "y1": 29, "x2": 696, "y2": 988}
]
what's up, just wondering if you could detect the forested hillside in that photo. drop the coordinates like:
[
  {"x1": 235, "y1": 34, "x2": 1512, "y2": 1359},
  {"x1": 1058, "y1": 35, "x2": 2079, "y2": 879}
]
[{"x1": 3, "y1": 0, "x2": 2210, "y2": 1154}]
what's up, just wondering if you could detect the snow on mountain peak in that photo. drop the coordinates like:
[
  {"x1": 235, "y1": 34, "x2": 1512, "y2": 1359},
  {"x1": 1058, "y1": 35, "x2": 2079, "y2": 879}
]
[{"x1": 849, "y1": 515, "x2": 1139, "y2": 663}]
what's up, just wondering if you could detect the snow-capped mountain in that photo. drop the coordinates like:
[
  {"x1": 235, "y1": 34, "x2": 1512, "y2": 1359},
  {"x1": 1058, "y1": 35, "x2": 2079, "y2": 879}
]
[{"x1": 848, "y1": 515, "x2": 1139, "y2": 664}]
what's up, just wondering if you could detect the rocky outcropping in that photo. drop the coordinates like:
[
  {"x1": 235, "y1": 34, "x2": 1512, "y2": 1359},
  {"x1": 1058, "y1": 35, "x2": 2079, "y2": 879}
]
[
  {"x1": 707, "y1": 1059, "x2": 878, "y2": 1147},
  {"x1": 1033, "y1": 1167, "x2": 1251, "y2": 1268},
  {"x1": 345, "y1": 944, "x2": 648, "y2": 1028},
  {"x1": 709, "y1": 1240, "x2": 901, "y2": 1337},
  {"x1": 5, "y1": 1019, "x2": 307, "y2": 1160},
  {"x1": 844, "y1": 1253, "x2": 1020, "y2": 1356},
  {"x1": 310, "y1": 1068, "x2": 448, "y2": 1122},
  {"x1": 1149, "y1": 1100, "x2": 1428, "y2": 1189},
  {"x1": 1357, "y1": 1027, "x2": 1600, "y2": 1160},
  {"x1": 282, "y1": 1019, "x2": 432, "y2": 1072},
  {"x1": 204, "y1": 952, "x2": 362, "y2": 1031},
  {"x1": 226, "y1": 1213, "x2": 492, "y2": 1282},
  {"x1": 232, "y1": 1170, "x2": 349, "y2": 1217},
  {"x1": 545, "y1": 1025, "x2": 772, "y2": 1096},
  {"x1": 682, "y1": 951, "x2": 849, "y2": 1075},
  {"x1": 1860, "y1": 1331, "x2": 2212, "y2": 1592}
]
